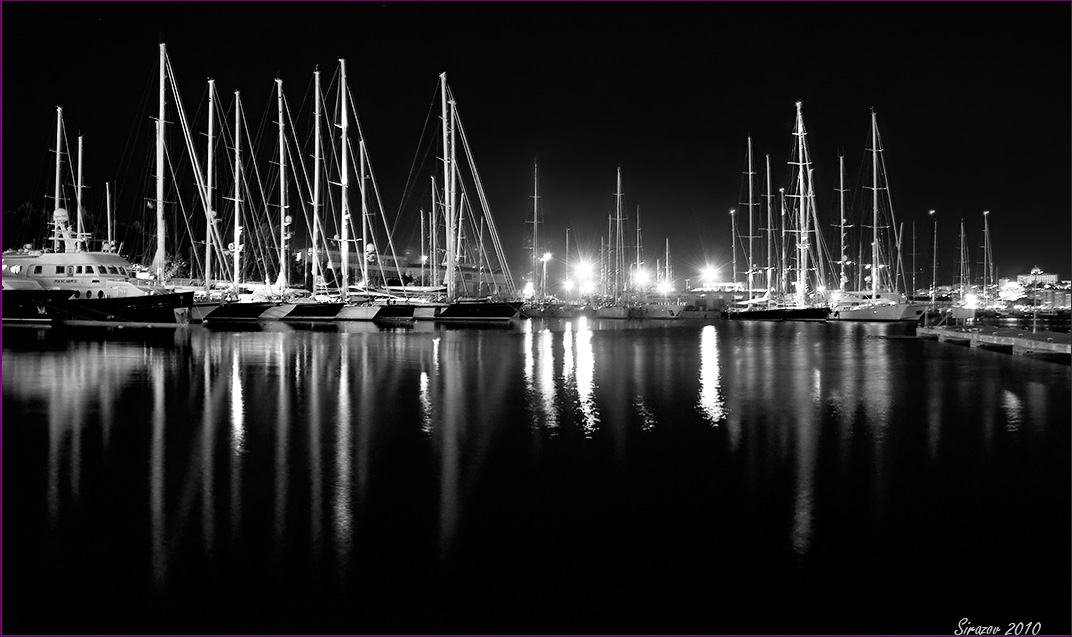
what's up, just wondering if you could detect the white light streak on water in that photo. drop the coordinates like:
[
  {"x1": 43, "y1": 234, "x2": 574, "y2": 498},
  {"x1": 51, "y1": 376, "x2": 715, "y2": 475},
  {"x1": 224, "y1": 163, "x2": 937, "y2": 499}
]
[
  {"x1": 150, "y1": 355, "x2": 167, "y2": 592},
  {"x1": 575, "y1": 317, "x2": 600, "y2": 436},
  {"x1": 539, "y1": 328, "x2": 558, "y2": 430},
  {"x1": 635, "y1": 397, "x2": 655, "y2": 431},
  {"x1": 420, "y1": 371, "x2": 434, "y2": 435},
  {"x1": 230, "y1": 348, "x2": 246, "y2": 455},
  {"x1": 1002, "y1": 389, "x2": 1022, "y2": 433},
  {"x1": 201, "y1": 353, "x2": 216, "y2": 555},
  {"x1": 334, "y1": 346, "x2": 353, "y2": 574},
  {"x1": 697, "y1": 325, "x2": 725, "y2": 425},
  {"x1": 562, "y1": 321, "x2": 574, "y2": 380}
]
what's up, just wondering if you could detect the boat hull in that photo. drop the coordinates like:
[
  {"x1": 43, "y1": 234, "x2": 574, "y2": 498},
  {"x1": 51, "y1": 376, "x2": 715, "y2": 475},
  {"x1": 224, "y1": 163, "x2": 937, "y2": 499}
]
[
  {"x1": 54, "y1": 291, "x2": 194, "y2": 326},
  {"x1": 281, "y1": 302, "x2": 345, "y2": 321},
  {"x1": 724, "y1": 306, "x2": 831, "y2": 321},
  {"x1": 1, "y1": 289, "x2": 77, "y2": 323},
  {"x1": 202, "y1": 301, "x2": 278, "y2": 325},
  {"x1": 433, "y1": 301, "x2": 520, "y2": 323},
  {"x1": 830, "y1": 302, "x2": 928, "y2": 322}
]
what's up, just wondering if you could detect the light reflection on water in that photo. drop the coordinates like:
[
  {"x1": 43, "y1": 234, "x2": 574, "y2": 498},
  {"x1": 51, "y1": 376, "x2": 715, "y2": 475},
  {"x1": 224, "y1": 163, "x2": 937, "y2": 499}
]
[{"x1": 3, "y1": 320, "x2": 1069, "y2": 634}]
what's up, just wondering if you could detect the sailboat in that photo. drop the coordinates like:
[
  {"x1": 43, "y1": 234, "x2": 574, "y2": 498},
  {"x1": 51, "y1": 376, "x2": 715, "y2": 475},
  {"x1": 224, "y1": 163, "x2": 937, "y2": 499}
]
[
  {"x1": 421, "y1": 72, "x2": 521, "y2": 324},
  {"x1": 726, "y1": 104, "x2": 831, "y2": 321},
  {"x1": 593, "y1": 166, "x2": 633, "y2": 318},
  {"x1": 829, "y1": 110, "x2": 927, "y2": 323},
  {"x1": 2, "y1": 105, "x2": 194, "y2": 326}
]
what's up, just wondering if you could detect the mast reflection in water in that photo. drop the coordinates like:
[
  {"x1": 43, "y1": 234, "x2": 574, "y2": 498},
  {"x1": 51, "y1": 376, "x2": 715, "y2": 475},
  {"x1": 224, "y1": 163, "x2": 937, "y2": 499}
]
[{"x1": 2, "y1": 320, "x2": 1068, "y2": 635}]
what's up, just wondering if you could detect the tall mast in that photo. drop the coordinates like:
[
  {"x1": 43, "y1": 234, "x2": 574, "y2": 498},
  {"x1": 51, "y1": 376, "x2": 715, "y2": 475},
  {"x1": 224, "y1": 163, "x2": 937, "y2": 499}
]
[
  {"x1": 154, "y1": 42, "x2": 166, "y2": 281},
  {"x1": 792, "y1": 102, "x2": 809, "y2": 305},
  {"x1": 929, "y1": 209, "x2": 936, "y2": 320},
  {"x1": 311, "y1": 68, "x2": 322, "y2": 293},
  {"x1": 359, "y1": 140, "x2": 369, "y2": 287},
  {"x1": 340, "y1": 60, "x2": 351, "y2": 302},
  {"x1": 205, "y1": 79, "x2": 215, "y2": 291},
  {"x1": 911, "y1": 220, "x2": 917, "y2": 297},
  {"x1": 664, "y1": 237, "x2": 670, "y2": 286},
  {"x1": 440, "y1": 72, "x2": 457, "y2": 302},
  {"x1": 430, "y1": 176, "x2": 437, "y2": 287},
  {"x1": 614, "y1": 166, "x2": 625, "y2": 298},
  {"x1": 76, "y1": 135, "x2": 84, "y2": 251},
  {"x1": 448, "y1": 88, "x2": 459, "y2": 301},
  {"x1": 276, "y1": 78, "x2": 288, "y2": 290},
  {"x1": 106, "y1": 182, "x2": 113, "y2": 251},
  {"x1": 746, "y1": 136, "x2": 755, "y2": 297},
  {"x1": 869, "y1": 110, "x2": 880, "y2": 300},
  {"x1": 730, "y1": 208, "x2": 737, "y2": 291},
  {"x1": 564, "y1": 228, "x2": 570, "y2": 295},
  {"x1": 778, "y1": 188, "x2": 787, "y2": 296},
  {"x1": 605, "y1": 215, "x2": 611, "y2": 296},
  {"x1": 982, "y1": 210, "x2": 991, "y2": 306},
  {"x1": 53, "y1": 106, "x2": 63, "y2": 252},
  {"x1": 765, "y1": 155, "x2": 774, "y2": 299},
  {"x1": 531, "y1": 161, "x2": 539, "y2": 293},
  {"x1": 233, "y1": 92, "x2": 243, "y2": 293},
  {"x1": 837, "y1": 154, "x2": 849, "y2": 292},
  {"x1": 958, "y1": 218, "x2": 969, "y2": 298}
]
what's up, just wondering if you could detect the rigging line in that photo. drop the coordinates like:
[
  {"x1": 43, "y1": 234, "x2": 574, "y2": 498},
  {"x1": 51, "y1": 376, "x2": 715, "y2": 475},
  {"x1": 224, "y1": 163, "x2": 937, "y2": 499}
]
[
  {"x1": 393, "y1": 83, "x2": 443, "y2": 238},
  {"x1": 239, "y1": 99, "x2": 280, "y2": 279},
  {"x1": 164, "y1": 141, "x2": 203, "y2": 279},
  {"x1": 282, "y1": 92, "x2": 317, "y2": 258},
  {"x1": 343, "y1": 85, "x2": 407, "y2": 293},
  {"x1": 164, "y1": 56, "x2": 233, "y2": 277},
  {"x1": 453, "y1": 107, "x2": 516, "y2": 293}
]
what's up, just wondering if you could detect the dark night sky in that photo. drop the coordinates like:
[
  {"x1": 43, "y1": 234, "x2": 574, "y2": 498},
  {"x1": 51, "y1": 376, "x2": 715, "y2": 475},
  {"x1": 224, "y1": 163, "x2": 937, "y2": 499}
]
[{"x1": 3, "y1": 1, "x2": 1069, "y2": 283}]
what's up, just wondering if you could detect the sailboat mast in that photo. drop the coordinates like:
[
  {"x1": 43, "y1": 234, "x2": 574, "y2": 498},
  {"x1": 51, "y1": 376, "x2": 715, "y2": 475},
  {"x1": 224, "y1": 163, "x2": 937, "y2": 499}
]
[
  {"x1": 531, "y1": 162, "x2": 539, "y2": 293},
  {"x1": 746, "y1": 136, "x2": 755, "y2": 297},
  {"x1": 765, "y1": 155, "x2": 774, "y2": 299},
  {"x1": 730, "y1": 208, "x2": 737, "y2": 291},
  {"x1": 982, "y1": 210, "x2": 991, "y2": 306},
  {"x1": 614, "y1": 167, "x2": 625, "y2": 298},
  {"x1": 779, "y1": 188, "x2": 786, "y2": 296},
  {"x1": 154, "y1": 43, "x2": 166, "y2": 281},
  {"x1": 76, "y1": 135, "x2": 84, "y2": 251},
  {"x1": 664, "y1": 237, "x2": 670, "y2": 285},
  {"x1": 233, "y1": 92, "x2": 243, "y2": 294},
  {"x1": 106, "y1": 182, "x2": 113, "y2": 251},
  {"x1": 440, "y1": 72, "x2": 457, "y2": 301},
  {"x1": 430, "y1": 176, "x2": 437, "y2": 287},
  {"x1": 205, "y1": 79, "x2": 215, "y2": 291},
  {"x1": 448, "y1": 92, "x2": 459, "y2": 301},
  {"x1": 929, "y1": 209, "x2": 936, "y2": 318},
  {"x1": 276, "y1": 78, "x2": 288, "y2": 289},
  {"x1": 53, "y1": 106, "x2": 63, "y2": 251},
  {"x1": 837, "y1": 154, "x2": 848, "y2": 292},
  {"x1": 870, "y1": 110, "x2": 880, "y2": 300},
  {"x1": 911, "y1": 220, "x2": 917, "y2": 297},
  {"x1": 565, "y1": 228, "x2": 570, "y2": 293},
  {"x1": 311, "y1": 68, "x2": 322, "y2": 293},
  {"x1": 929, "y1": 210, "x2": 936, "y2": 309},
  {"x1": 359, "y1": 140, "x2": 369, "y2": 287},
  {"x1": 793, "y1": 102, "x2": 809, "y2": 305},
  {"x1": 958, "y1": 218, "x2": 968, "y2": 298},
  {"x1": 340, "y1": 60, "x2": 351, "y2": 302}
]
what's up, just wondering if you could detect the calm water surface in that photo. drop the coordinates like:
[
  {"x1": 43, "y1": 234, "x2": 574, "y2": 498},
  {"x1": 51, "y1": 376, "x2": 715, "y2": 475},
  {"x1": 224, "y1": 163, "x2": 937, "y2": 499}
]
[{"x1": 3, "y1": 319, "x2": 1068, "y2": 634}]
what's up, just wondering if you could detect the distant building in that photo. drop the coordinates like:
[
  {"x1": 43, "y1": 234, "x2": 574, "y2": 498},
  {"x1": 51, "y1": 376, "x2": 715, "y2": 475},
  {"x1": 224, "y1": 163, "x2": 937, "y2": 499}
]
[{"x1": 1016, "y1": 269, "x2": 1059, "y2": 286}]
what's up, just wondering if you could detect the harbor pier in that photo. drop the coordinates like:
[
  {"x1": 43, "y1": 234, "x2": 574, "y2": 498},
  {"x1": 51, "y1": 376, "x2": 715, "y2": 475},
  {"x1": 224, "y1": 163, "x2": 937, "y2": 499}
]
[{"x1": 917, "y1": 325, "x2": 1071, "y2": 357}]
